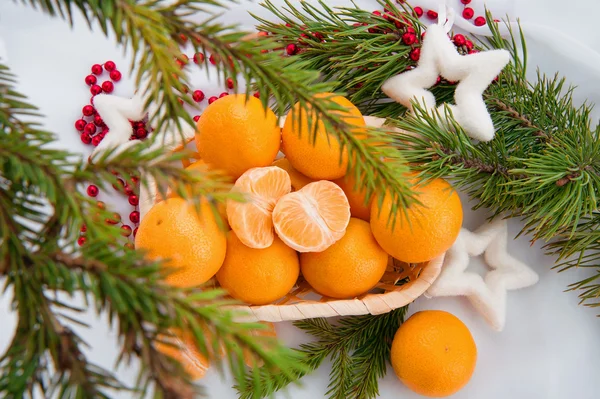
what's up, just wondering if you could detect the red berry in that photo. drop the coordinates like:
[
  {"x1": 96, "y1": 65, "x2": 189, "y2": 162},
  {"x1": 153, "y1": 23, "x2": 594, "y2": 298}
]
[
  {"x1": 208, "y1": 96, "x2": 218, "y2": 104},
  {"x1": 87, "y1": 185, "x2": 99, "y2": 197},
  {"x1": 84, "y1": 123, "x2": 96, "y2": 135},
  {"x1": 178, "y1": 98, "x2": 184, "y2": 105},
  {"x1": 193, "y1": 53, "x2": 205, "y2": 64},
  {"x1": 406, "y1": 27, "x2": 415, "y2": 34},
  {"x1": 113, "y1": 178, "x2": 125, "y2": 192},
  {"x1": 102, "y1": 81, "x2": 114, "y2": 93},
  {"x1": 402, "y1": 33, "x2": 417, "y2": 45},
  {"x1": 192, "y1": 90, "x2": 205, "y2": 102},
  {"x1": 179, "y1": 33, "x2": 188, "y2": 42},
  {"x1": 106, "y1": 213, "x2": 121, "y2": 225},
  {"x1": 226, "y1": 77, "x2": 235, "y2": 89},
  {"x1": 75, "y1": 119, "x2": 86, "y2": 131},
  {"x1": 414, "y1": 6, "x2": 423, "y2": 17},
  {"x1": 426, "y1": 10, "x2": 438, "y2": 19},
  {"x1": 85, "y1": 75, "x2": 97, "y2": 86},
  {"x1": 104, "y1": 61, "x2": 116, "y2": 71},
  {"x1": 109, "y1": 70, "x2": 122, "y2": 81},
  {"x1": 253, "y1": 92, "x2": 260, "y2": 98},
  {"x1": 80, "y1": 132, "x2": 92, "y2": 144},
  {"x1": 461, "y1": 0, "x2": 472, "y2": 4},
  {"x1": 463, "y1": 7, "x2": 475, "y2": 20},
  {"x1": 77, "y1": 236, "x2": 87, "y2": 246},
  {"x1": 136, "y1": 128, "x2": 148, "y2": 139},
  {"x1": 410, "y1": 48, "x2": 421, "y2": 62},
  {"x1": 453, "y1": 34, "x2": 466, "y2": 46},
  {"x1": 94, "y1": 114, "x2": 104, "y2": 126},
  {"x1": 80, "y1": 224, "x2": 87, "y2": 233},
  {"x1": 435, "y1": 76, "x2": 442, "y2": 85},
  {"x1": 209, "y1": 54, "x2": 218, "y2": 65},
  {"x1": 372, "y1": 10, "x2": 382, "y2": 17},
  {"x1": 286, "y1": 43, "x2": 298, "y2": 56},
  {"x1": 128, "y1": 195, "x2": 139, "y2": 206},
  {"x1": 465, "y1": 40, "x2": 474, "y2": 50},
  {"x1": 129, "y1": 211, "x2": 140, "y2": 224},
  {"x1": 474, "y1": 16, "x2": 486, "y2": 26},
  {"x1": 193, "y1": 115, "x2": 200, "y2": 122},
  {"x1": 219, "y1": 92, "x2": 228, "y2": 98},
  {"x1": 91, "y1": 64, "x2": 103, "y2": 75},
  {"x1": 92, "y1": 136, "x2": 102, "y2": 146},
  {"x1": 176, "y1": 54, "x2": 189, "y2": 68},
  {"x1": 121, "y1": 225, "x2": 133, "y2": 237},
  {"x1": 133, "y1": 227, "x2": 138, "y2": 237},
  {"x1": 82, "y1": 105, "x2": 95, "y2": 116},
  {"x1": 468, "y1": 49, "x2": 479, "y2": 54},
  {"x1": 90, "y1": 85, "x2": 103, "y2": 96}
]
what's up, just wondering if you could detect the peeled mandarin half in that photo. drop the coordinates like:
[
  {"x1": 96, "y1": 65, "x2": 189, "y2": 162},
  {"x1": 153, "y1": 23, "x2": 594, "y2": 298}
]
[
  {"x1": 272, "y1": 180, "x2": 351, "y2": 252},
  {"x1": 226, "y1": 166, "x2": 291, "y2": 249}
]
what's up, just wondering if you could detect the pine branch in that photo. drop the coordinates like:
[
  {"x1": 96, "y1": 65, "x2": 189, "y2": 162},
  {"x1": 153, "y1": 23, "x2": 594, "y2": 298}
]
[{"x1": 237, "y1": 307, "x2": 408, "y2": 399}]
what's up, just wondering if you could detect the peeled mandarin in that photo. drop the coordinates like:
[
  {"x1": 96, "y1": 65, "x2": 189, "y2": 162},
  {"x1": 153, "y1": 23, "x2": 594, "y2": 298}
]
[
  {"x1": 195, "y1": 94, "x2": 281, "y2": 178},
  {"x1": 135, "y1": 198, "x2": 226, "y2": 287},
  {"x1": 226, "y1": 166, "x2": 291, "y2": 248},
  {"x1": 272, "y1": 180, "x2": 351, "y2": 253},
  {"x1": 281, "y1": 93, "x2": 365, "y2": 180}
]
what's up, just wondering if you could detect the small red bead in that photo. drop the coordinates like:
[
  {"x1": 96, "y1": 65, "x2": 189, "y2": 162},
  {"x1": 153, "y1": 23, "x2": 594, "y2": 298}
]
[
  {"x1": 426, "y1": 10, "x2": 438, "y2": 19},
  {"x1": 91, "y1": 64, "x2": 103, "y2": 75},
  {"x1": 90, "y1": 85, "x2": 103, "y2": 96},
  {"x1": 465, "y1": 40, "x2": 474, "y2": 50},
  {"x1": 453, "y1": 34, "x2": 466, "y2": 46},
  {"x1": 97, "y1": 201, "x2": 106, "y2": 210},
  {"x1": 84, "y1": 123, "x2": 97, "y2": 135},
  {"x1": 208, "y1": 96, "x2": 218, "y2": 104},
  {"x1": 176, "y1": 54, "x2": 189, "y2": 68},
  {"x1": 128, "y1": 195, "x2": 139, "y2": 206},
  {"x1": 209, "y1": 54, "x2": 218, "y2": 65},
  {"x1": 106, "y1": 213, "x2": 121, "y2": 225},
  {"x1": 414, "y1": 6, "x2": 423, "y2": 18},
  {"x1": 136, "y1": 128, "x2": 148, "y2": 139},
  {"x1": 90, "y1": 97, "x2": 95, "y2": 105},
  {"x1": 474, "y1": 16, "x2": 486, "y2": 26},
  {"x1": 286, "y1": 43, "x2": 298, "y2": 56},
  {"x1": 406, "y1": 27, "x2": 415, "y2": 34},
  {"x1": 113, "y1": 178, "x2": 125, "y2": 192},
  {"x1": 92, "y1": 136, "x2": 102, "y2": 146},
  {"x1": 178, "y1": 98, "x2": 184, "y2": 105},
  {"x1": 461, "y1": 0, "x2": 472, "y2": 4},
  {"x1": 219, "y1": 92, "x2": 229, "y2": 98},
  {"x1": 372, "y1": 10, "x2": 381, "y2": 17},
  {"x1": 80, "y1": 224, "x2": 87, "y2": 233},
  {"x1": 121, "y1": 225, "x2": 133, "y2": 237},
  {"x1": 124, "y1": 183, "x2": 134, "y2": 196},
  {"x1": 80, "y1": 132, "x2": 92, "y2": 144},
  {"x1": 125, "y1": 242, "x2": 135, "y2": 250},
  {"x1": 436, "y1": 76, "x2": 442, "y2": 85},
  {"x1": 77, "y1": 236, "x2": 87, "y2": 246},
  {"x1": 82, "y1": 105, "x2": 95, "y2": 116},
  {"x1": 85, "y1": 75, "x2": 97, "y2": 86},
  {"x1": 179, "y1": 33, "x2": 188, "y2": 42},
  {"x1": 133, "y1": 227, "x2": 138, "y2": 237},
  {"x1": 94, "y1": 114, "x2": 104, "y2": 126},
  {"x1": 102, "y1": 81, "x2": 114, "y2": 93},
  {"x1": 463, "y1": 7, "x2": 475, "y2": 20},
  {"x1": 226, "y1": 77, "x2": 235, "y2": 89},
  {"x1": 402, "y1": 33, "x2": 417, "y2": 45},
  {"x1": 131, "y1": 176, "x2": 139, "y2": 185},
  {"x1": 87, "y1": 184, "x2": 99, "y2": 197},
  {"x1": 193, "y1": 53, "x2": 205, "y2": 64},
  {"x1": 253, "y1": 92, "x2": 260, "y2": 98},
  {"x1": 192, "y1": 90, "x2": 205, "y2": 102},
  {"x1": 129, "y1": 211, "x2": 140, "y2": 224},
  {"x1": 109, "y1": 70, "x2": 122, "y2": 81},
  {"x1": 193, "y1": 115, "x2": 201, "y2": 122},
  {"x1": 468, "y1": 49, "x2": 479, "y2": 54},
  {"x1": 410, "y1": 48, "x2": 421, "y2": 62},
  {"x1": 75, "y1": 119, "x2": 86, "y2": 131},
  {"x1": 104, "y1": 61, "x2": 116, "y2": 71}
]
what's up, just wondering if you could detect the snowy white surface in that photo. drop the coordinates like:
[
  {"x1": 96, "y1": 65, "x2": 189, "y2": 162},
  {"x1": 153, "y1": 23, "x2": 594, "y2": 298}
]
[{"x1": 1, "y1": 1, "x2": 600, "y2": 398}]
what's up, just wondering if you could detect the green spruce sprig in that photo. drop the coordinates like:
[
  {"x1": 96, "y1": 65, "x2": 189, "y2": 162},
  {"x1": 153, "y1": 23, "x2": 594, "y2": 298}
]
[{"x1": 237, "y1": 307, "x2": 408, "y2": 399}]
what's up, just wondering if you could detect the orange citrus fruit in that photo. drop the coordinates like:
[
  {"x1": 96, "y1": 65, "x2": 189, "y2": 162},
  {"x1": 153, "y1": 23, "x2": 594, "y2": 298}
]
[
  {"x1": 300, "y1": 218, "x2": 388, "y2": 298},
  {"x1": 391, "y1": 310, "x2": 477, "y2": 397},
  {"x1": 281, "y1": 93, "x2": 365, "y2": 180},
  {"x1": 273, "y1": 180, "x2": 351, "y2": 252},
  {"x1": 216, "y1": 232, "x2": 299, "y2": 305},
  {"x1": 370, "y1": 176, "x2": 462, "y2": 263},
  {"x1": 155, "y1": 329, "x2": 210, "y2": 380},
  {"x1": 333, "y1": 173, "x2": 371, "y2": 221},
  {"x1": 196, "y1": 94, "x2": 281, "y2": 178},
  {"x1": 272, "y1": 157, "x2": 315, "y2": 191},
  {"x1": 135, "y1": 198, "x2": 226, "y2": 287},
  {"x1": 226, "y1": 166, "x2": 291, "y2": 249}
]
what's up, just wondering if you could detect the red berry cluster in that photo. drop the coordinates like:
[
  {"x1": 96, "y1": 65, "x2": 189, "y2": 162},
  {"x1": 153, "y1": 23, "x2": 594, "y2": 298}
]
[{"x1": 423, "y1": 0, "x2": 487, "y2": 27}]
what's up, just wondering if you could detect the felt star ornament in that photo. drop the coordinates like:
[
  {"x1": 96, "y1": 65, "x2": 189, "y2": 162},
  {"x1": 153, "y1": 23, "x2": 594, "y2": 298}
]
[
  {"x1": 381, "y1": 21, "x2": 510, "y2": 141},
  {"x1": 425, "y1": 219, "x2": 539, "y2": 331}
]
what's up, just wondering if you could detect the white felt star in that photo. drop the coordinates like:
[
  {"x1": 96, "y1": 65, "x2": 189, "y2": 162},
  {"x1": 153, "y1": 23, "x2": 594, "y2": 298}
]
[
  {"x1": 381, "y1": 22, "x2": 510, "y2": 141},
  {"x1": 425, "y1": 219, "x2": 539, "y2": 331}
]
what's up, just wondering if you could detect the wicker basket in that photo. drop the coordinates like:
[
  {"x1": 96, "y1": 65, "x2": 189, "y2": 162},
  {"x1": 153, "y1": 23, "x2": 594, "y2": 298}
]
[{"x1": 138, "y1": 115, "x2": 443, "y2": 322}]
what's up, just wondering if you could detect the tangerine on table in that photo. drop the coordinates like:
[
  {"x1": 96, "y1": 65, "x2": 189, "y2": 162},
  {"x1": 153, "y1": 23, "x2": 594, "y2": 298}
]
[
  {"x1": 155, "y1": 329, "x2": 210, "y2": 380},
  {"x1": 370, "y1": 176, "x2": 462, "y2": 263},
  {"x1": 391, "y1": 310, "x2": 477, "y2": 397},
  {"x1": 333, "y1": 173, "x2": 371, "y2": 221},
  {"x1": 300, "y1": 218, "x2": 388, "y2": 299},
  {"x1": 272, "y1": 180, "x2": 351, "y2": 253},
  {"x1": 216, "y1": 232, "x2": 299, "y2": 305},
  {"x1": 272, "y1": 157, "x2": 315, "y2": 191},
  {"x1": 281, "y1": 93, "x2": 365, "y2": 180},
  {"x1": 135, "y1": 198, "x2": 226, "y2": 288},
  {"x1": 226, "y1": 166, "x2": 291, "y2": 249},
  {"x1": 195, "y1": 94, "x2": 281, "y2": 178}
]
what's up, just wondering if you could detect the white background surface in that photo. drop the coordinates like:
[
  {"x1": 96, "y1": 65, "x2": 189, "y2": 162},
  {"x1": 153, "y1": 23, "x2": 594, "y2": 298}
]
[{"x1": 2, "y1": 0, "x2": 600, "y2": 398}]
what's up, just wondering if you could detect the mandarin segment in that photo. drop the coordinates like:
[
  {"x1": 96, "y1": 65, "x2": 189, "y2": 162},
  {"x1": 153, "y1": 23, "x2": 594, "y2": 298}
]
[
  {"x1": 226, "y1": 166, "x2": 291, "y2": 248},
  {"x1": 272, "y1": 180, "x2": 350, "y2": 252},
  {"x1": 300, "y1": 218, "x2": 388, "y2": 298},
  {"x1": 135, "y1": 198, "x2": 226, "y2": 287}
]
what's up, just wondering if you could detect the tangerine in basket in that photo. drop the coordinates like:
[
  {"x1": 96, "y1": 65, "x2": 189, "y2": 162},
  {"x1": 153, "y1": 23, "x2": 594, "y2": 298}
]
[
  {"x1": 300, "y1": 218, "x2": 388, "y2": 299},
  {"x1": 370, "y1": 176, "x2": 462, "y2": 263},
  {"x1": 195, "y1": 94, "x2": 281, "y2": 178},
  {"x1": 135, "y1": 198, "x2": 226, "y2": 287},
  {"x1": 391, "y1": 310, "x2": 477, "y2": 397},
  {"x1": 333, "y1": 173, "x2": 371, "y2": 221},
  {"x1": 272, "y1": 180, "x2": 351, "y2": 252},
  {"x1": 226, "y1": 166, "x2": 291, "y2": 249},
  {"x1": 272, "y1": 157, "x2": 315, "y2": 191},
  {"x1": 155, "y1": 329, "x2": 210, "y2": 380},
  {"x1": 281, "y1": 93, "x2": 365, "y2": 180},
  {"x1": 216, "y1": 232, "x2": 299, "y2": 305}
]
